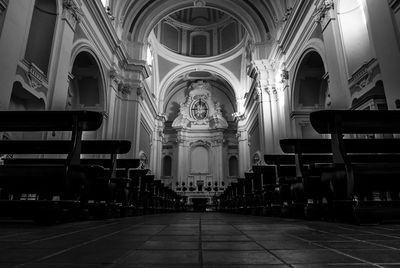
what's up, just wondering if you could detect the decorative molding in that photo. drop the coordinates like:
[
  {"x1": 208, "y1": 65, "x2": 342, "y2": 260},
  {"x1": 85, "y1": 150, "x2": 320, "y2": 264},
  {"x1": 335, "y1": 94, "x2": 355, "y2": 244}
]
[
  {"x1": 281, "y1": 70, "x2": 289, "y2": 83},
  {"x1": 282, "y1": 7, "x2": 294, "y2": 22},
  {"x1": 313, "y1": 0, "x2": 334, "y2": 29},
  {"x1": 232, "y1": 112, "x2": 246, "y2": 121},
  {"x1": 193, "y1": 0, "x2": 206, "y2": 8},
  {"x1": 62, "y1": 0, "x2": 83, "y2": 29},
  {"x1": 348, "y1": 59, "x2": 377, "y2": 88},
  {"x1": 25, "y1": 63, "x2": 46, "y2": 90},
  {"x1": 156, "y1": 113, "x2": 167, "y2": 122}
]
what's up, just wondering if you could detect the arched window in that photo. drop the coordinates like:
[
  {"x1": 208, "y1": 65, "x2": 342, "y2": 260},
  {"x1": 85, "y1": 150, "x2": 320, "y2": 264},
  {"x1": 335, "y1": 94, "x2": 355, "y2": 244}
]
[
  {"x1": 228, "y1": 156, "x2": 238, "y2": 176},
  {"x1": 162, "y1": 155, "x2": 172, "y2": 176},
  {"x1": 25, "y1": 0, "x2": 57, "y2": 75}
]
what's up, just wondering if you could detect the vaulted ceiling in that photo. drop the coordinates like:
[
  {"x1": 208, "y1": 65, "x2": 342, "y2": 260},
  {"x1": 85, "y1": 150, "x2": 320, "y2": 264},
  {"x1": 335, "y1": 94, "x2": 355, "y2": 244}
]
[{"x1": 111, "y1": 0, "x2": 292, "y2": 43}]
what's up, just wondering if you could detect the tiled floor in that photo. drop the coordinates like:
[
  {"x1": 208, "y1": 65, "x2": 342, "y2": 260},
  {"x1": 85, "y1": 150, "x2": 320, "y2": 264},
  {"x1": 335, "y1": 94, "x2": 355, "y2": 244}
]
[{"x1": 1, "y1": 213, "x2": 400, "y2": 267}]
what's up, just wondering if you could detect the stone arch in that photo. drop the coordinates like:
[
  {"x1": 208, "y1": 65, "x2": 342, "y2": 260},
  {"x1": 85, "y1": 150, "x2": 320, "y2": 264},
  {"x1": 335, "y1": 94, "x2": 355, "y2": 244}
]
[
  {"x1": 292, "y1": 49, "x2": 328, "y2": 112},
  {"x1": 119, "y1": 0, "x2": 275, "y2": 60},
  {"x1": 68, "y1": 45, "x2": 107, "y2": 112},
  {"x1": 291, "y1": 49, "x2": 327, "y2": 138},
  {"x1": 158, "y1": 64, "x2": 240, "y2": 110}
]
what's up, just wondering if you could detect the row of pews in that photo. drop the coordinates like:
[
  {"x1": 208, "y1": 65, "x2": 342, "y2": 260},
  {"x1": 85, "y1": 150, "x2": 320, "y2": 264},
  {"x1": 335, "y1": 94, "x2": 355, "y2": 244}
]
[
  {"x1": 220, "y1": 110, "x2": 400, "y2": 224},
  {"x1": 0, "y1": 110, "x2": 183, "y2": 223}
]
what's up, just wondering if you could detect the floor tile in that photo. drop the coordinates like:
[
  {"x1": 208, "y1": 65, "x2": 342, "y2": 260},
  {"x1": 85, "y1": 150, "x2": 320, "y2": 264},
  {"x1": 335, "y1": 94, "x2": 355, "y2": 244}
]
[
  {"x1": 203, "y1": 250, "x2": 283, "y2": 265},
  {"x1": 341, "y1": 249, "x2": 400, "y2": 263},
  {"x1": 121, "y1": 250, "x2": 199, "y2": 264},
  {"x1": 271, "y1": 249, "x2": 360, "y2": 264},
  {"x1": 140, "y1": 240, "x2": 199, "y2": 250},
  {"x1": 202, "y1": 241, "x2": 263, "y2": 250}
]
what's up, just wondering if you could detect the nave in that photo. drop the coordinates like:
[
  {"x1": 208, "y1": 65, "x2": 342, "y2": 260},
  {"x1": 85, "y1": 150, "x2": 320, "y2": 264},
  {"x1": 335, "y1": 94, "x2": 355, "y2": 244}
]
[{"x1": 1, "y1": 213, "x2": 400, "y2": 267}]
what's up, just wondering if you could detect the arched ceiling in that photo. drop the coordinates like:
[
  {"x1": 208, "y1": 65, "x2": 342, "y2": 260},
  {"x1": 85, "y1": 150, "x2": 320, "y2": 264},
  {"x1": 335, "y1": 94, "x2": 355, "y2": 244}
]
[
  {"x1": 113, "y1": 0, "x2": 287, "y2": 44},
  {"x1": 163, "y1": 73, "x2": 237, "y2": 122}
]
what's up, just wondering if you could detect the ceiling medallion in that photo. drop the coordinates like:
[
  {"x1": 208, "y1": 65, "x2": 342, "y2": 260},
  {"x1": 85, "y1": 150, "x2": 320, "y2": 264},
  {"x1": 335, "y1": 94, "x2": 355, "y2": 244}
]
[{"x1": 193, "y1": 0, "x2": 206, "y2": 8}]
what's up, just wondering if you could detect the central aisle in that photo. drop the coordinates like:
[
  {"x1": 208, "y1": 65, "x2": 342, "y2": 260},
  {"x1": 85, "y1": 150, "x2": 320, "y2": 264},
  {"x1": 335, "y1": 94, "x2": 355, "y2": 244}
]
[{"x1": 1, "y1": 213, "x2": 400, "y2": 267}]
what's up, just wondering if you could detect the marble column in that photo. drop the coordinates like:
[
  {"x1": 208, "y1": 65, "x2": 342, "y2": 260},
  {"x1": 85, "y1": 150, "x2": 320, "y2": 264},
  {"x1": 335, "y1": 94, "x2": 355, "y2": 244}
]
[{"x1": 0, "y1": 0, "x2": 35, "y2": 109}]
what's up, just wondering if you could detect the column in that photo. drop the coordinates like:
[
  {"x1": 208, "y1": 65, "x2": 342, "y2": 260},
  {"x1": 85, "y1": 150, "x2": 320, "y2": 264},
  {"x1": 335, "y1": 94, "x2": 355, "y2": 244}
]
[
  {"x1": 106, "y1": 71, "x2": 120, "y2": 139},
  {"x1": 316, "y1": 0, "x2": 351, "y2": 109},
  {"x1": 212, "y1": 134, "x2": 224, "y2": 184},
  {"x1": 270, "y1": 87, "x2": 281, "y2": 153},
  {"x1": 116, "y1": 82, "x2": 142, "y2": 158},
  {"x1": 361, "y1": 0, "x2": 400, "y2": 110},
  {"x1": 237, "y1": 126, "x2": 250, "y2": 177},
  {"x1": 176, "y1": 133, "x2": 189, "y2": 185},
  {"x1": 0, "y1": 0, "x2": 35, "y2": 109},
  {"x1": 150, "y1": 114, "x2": 166, "y2": 180},
  {"x1": 259, "y1": 86, "x2": 275, "y2": 154},
  {"x1": 50, "y1": 0, "x2": 83, "y2": 109}
]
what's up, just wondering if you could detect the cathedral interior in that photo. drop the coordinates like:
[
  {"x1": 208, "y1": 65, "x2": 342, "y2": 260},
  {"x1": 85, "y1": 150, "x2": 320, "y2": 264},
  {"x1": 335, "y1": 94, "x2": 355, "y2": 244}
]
[{"x1": 1, "y1": 0, "x2": 400, "y2": 266}]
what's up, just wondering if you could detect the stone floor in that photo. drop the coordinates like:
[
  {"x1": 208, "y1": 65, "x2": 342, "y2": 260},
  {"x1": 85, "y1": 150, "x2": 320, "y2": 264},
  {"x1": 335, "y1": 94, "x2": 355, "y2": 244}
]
[{"x1": 1, "y1": 213, "x2": 400, "y2": 267}]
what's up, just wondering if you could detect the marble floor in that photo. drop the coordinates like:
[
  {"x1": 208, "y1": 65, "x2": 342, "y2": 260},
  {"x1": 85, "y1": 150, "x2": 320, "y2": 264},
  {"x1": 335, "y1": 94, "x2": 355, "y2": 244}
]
[{"x1": 1, "y1": 213, "x2": 400, "y2": 267}]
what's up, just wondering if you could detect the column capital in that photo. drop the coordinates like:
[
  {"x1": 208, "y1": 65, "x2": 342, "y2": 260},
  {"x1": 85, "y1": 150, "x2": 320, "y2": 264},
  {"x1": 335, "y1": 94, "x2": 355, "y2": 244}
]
[{"x1": 62, "y1": 0, "x2": 83, "y2": 30}]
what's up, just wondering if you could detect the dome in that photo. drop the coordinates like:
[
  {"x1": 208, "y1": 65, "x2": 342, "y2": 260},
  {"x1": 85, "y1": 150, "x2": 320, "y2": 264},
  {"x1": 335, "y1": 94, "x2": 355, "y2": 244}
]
[{"x1": 153, "y1": 7, "x2": 246, "y2": 58}]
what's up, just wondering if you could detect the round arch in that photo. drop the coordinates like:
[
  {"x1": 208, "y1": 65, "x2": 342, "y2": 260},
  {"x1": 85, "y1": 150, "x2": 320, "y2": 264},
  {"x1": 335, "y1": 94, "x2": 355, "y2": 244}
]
[
  {"x1": 69, "y1": 41, "x2": 108, "y2": 112},
  {"x1": 158, "y1": 64, "x2": 241, "y2": 106},
  {"x1": 291, "y1": 44, "x2": 328, "y2": 112},
  {"x1": 119, "y1": 0, "x2": 275, "y2": 60}
]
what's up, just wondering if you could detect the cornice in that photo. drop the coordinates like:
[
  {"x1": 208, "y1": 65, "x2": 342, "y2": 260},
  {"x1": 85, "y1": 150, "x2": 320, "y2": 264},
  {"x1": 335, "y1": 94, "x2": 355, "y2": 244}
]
[
  {"x1": 84, "y1": 0, "x2": 128, "y2": 66},
  {"x1": 163, "y1": 15, "x2": 234, "y2": 32}
]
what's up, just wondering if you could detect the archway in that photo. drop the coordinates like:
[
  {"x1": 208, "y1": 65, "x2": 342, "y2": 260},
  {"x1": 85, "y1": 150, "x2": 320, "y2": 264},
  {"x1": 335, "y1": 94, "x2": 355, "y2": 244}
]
[
  {"x1": 68, "y1": 51, "x2": 104, "y2": 111},
  {"x1": 292, "y1": 51, "x2": 327, "y2": 138}
]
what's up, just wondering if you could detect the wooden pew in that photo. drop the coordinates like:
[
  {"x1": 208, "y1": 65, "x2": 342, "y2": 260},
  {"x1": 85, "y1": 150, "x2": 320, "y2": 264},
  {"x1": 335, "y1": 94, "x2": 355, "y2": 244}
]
[
  {"x1": 310, "y1": 110, "x2": 400, "y2": 223},
  {"x1": 279, "y1": 140, "x2": 334, "y2": 219},
  {"x1": 2, "y1": 140, "x2": 133, "y2": 219},
  {"x1": 0, "y1": 110, "x2": 103, "y2": 223},
  {"x1": 127, "y1": 168, "x2": 149, "y2": 215},
  {"x1": 252, "y1": 165, "x2": 280, "y2": 216}
]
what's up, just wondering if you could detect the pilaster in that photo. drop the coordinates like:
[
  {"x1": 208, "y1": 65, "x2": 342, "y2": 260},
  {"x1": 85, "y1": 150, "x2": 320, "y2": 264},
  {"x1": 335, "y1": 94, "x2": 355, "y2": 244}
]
[
  {"x1": 0, "y1": 0, "x2": 35, "y2": 109},
  {"x1": 315, "y1": 0, "x2": 350, "y2": 109},
  {"x1": 50, "y1": 0, "x2": 83, "y2": 109},
  {"x1": 361, "y1": 0, "x2": 400, "y2": 110}
]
